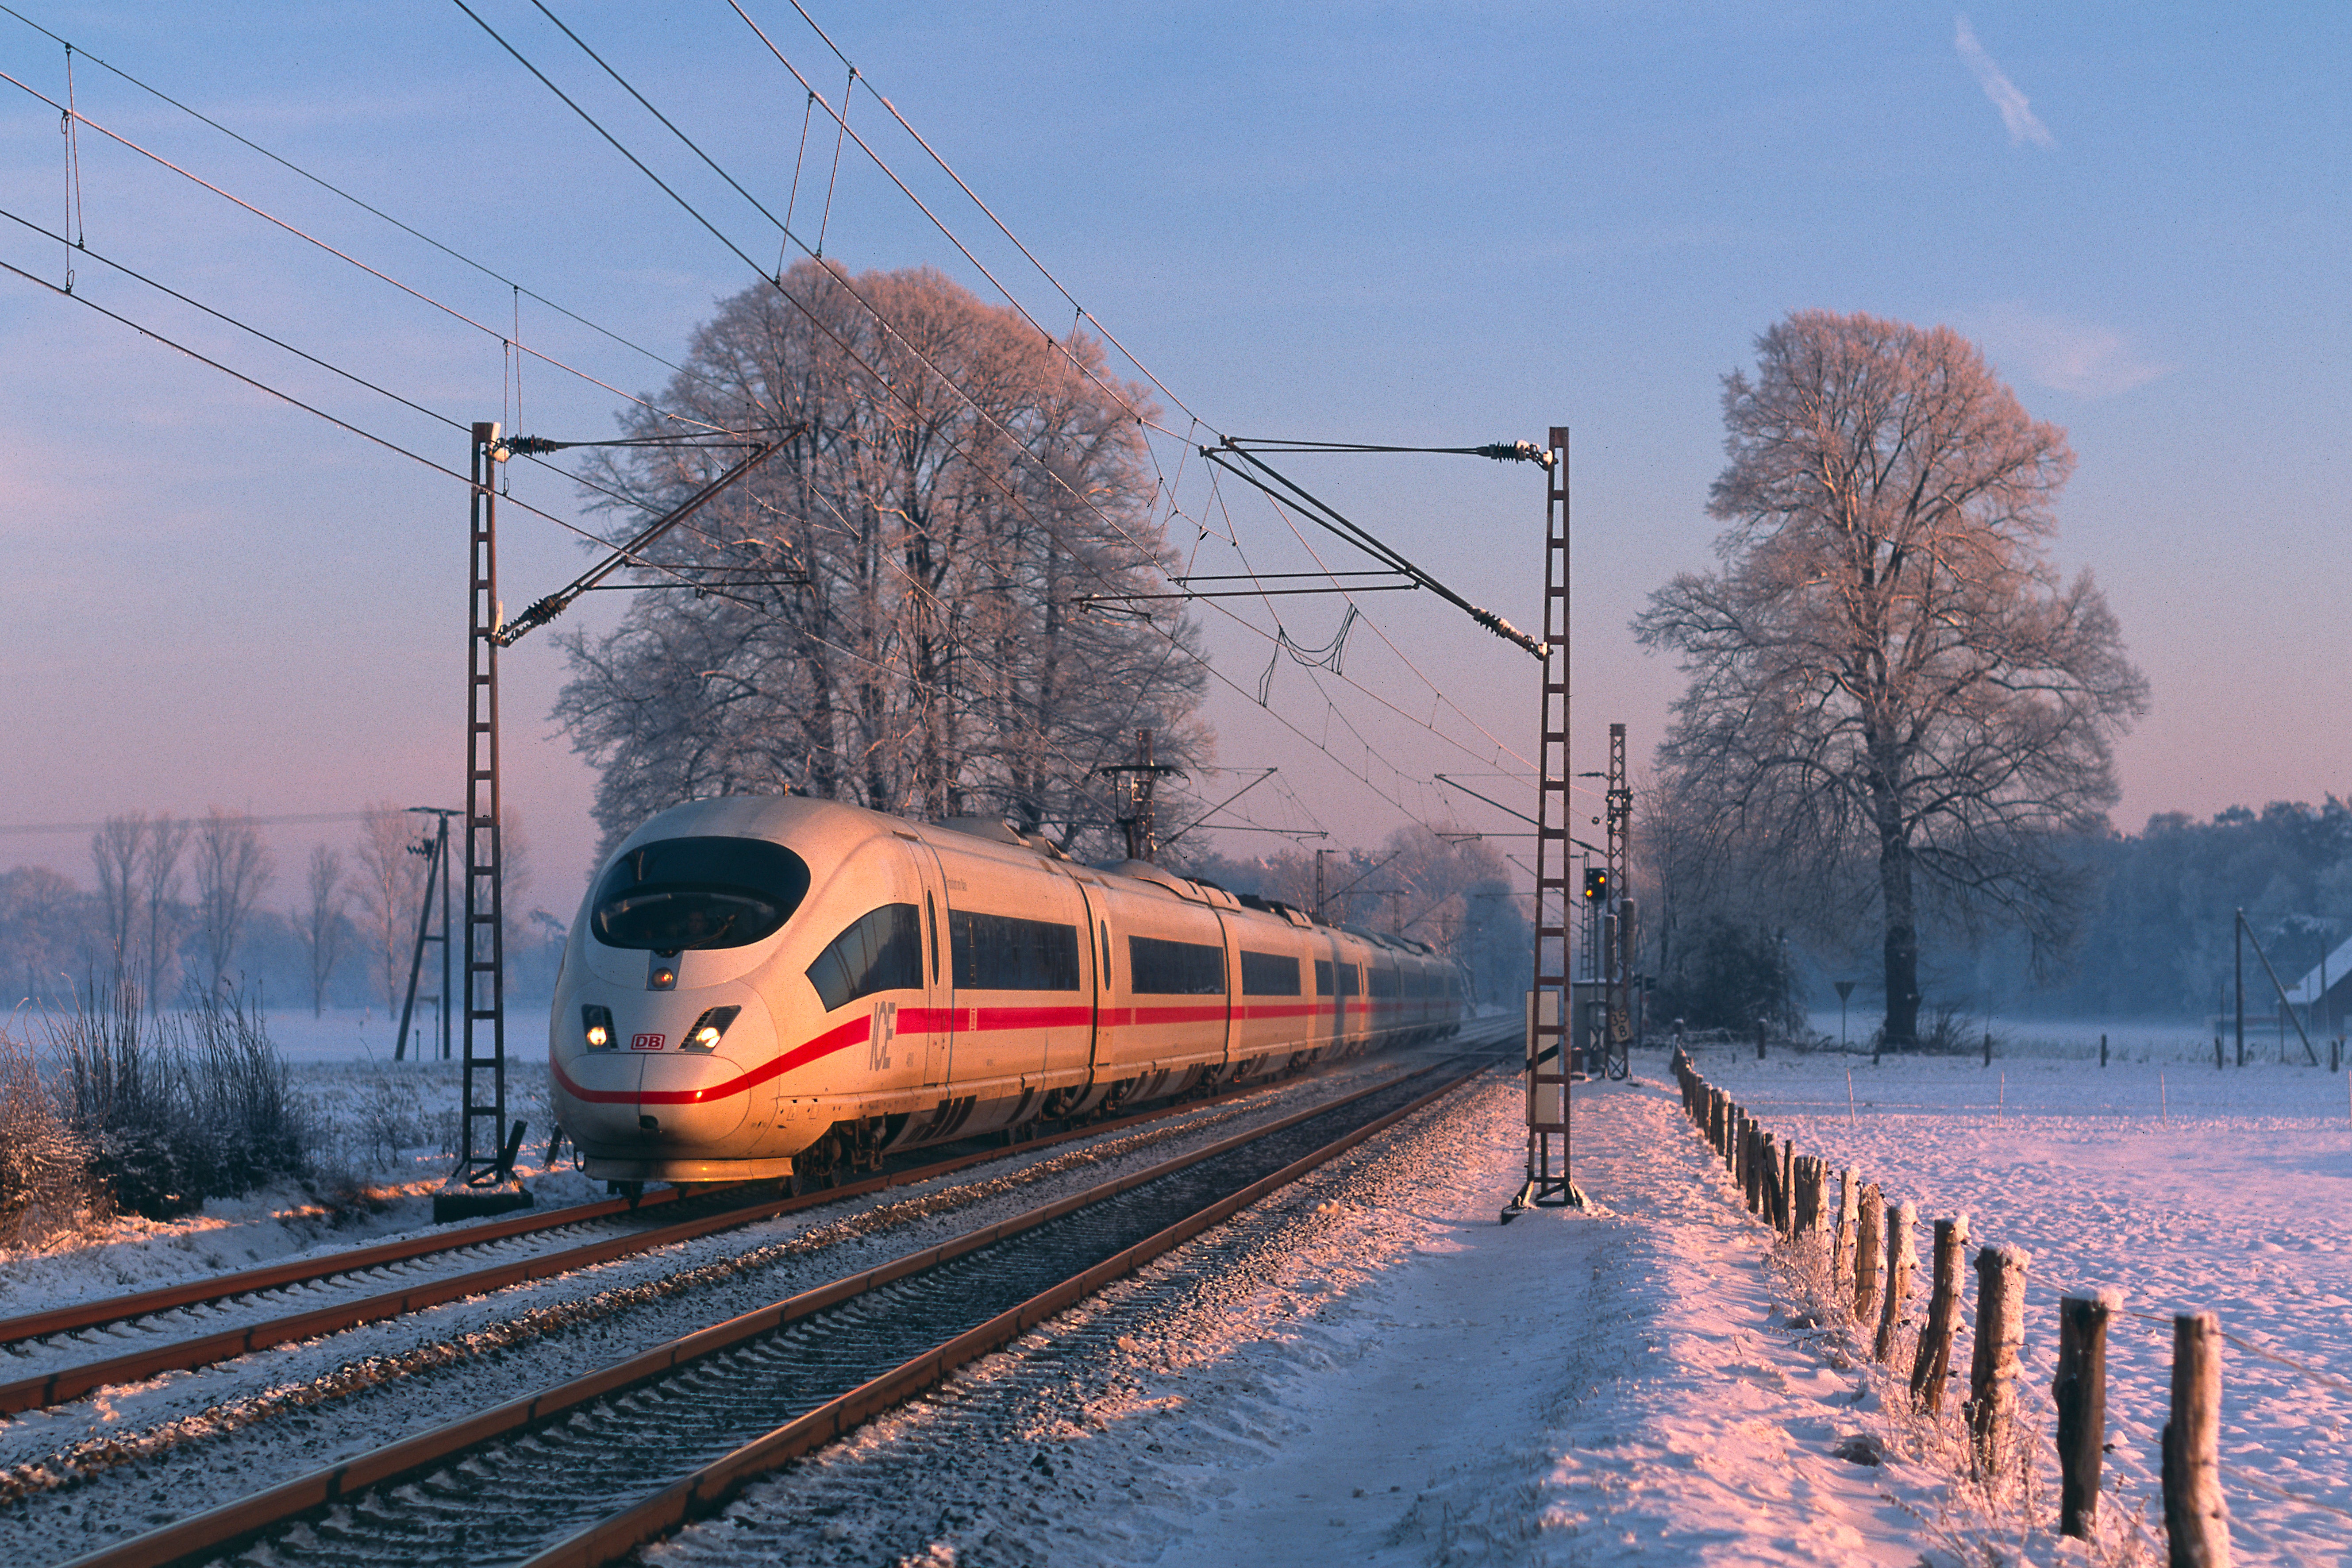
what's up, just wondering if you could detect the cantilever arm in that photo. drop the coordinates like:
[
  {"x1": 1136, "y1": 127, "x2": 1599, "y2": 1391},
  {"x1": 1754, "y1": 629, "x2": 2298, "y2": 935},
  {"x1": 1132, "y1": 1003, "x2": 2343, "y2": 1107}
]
[{"x1": 494, "y1": 427, "x2": 801, "y2": 646}]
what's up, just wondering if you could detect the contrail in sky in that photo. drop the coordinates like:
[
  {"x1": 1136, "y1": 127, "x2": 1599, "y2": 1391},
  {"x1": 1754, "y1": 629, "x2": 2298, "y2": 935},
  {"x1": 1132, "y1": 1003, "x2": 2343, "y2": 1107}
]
[{"x1": 1955, "y1": 15, "x2": 2055, "y2": 147}]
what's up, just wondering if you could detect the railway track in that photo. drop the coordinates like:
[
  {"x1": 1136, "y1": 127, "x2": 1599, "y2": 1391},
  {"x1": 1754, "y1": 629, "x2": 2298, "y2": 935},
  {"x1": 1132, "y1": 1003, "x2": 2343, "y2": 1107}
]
[
  {"x1": 0, "y1": 1052, "x2": 1439, "y2": 1417},
  {"x1": 53, "y1": 1045, "x2": 1499, "y2": 1568}
]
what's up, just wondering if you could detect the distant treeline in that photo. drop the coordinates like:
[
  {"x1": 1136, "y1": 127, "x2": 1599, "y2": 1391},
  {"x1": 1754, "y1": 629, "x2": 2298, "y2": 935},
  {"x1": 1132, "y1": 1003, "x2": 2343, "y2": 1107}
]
[{"x1": 1818, "y1": 798, "x2": 2352, "y2": 1024}]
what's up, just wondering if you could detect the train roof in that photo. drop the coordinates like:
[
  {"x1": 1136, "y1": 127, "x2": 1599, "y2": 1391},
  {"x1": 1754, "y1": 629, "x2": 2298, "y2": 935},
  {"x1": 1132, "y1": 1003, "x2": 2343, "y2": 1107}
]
[{"x1": 612, "y1": 797, "x2": 1442, "y2": 958}]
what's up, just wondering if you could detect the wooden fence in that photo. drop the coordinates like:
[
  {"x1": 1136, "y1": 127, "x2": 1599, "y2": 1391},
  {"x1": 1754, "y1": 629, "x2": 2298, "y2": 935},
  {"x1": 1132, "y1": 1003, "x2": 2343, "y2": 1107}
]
[{"x1": 1671, "y1": 1049, "x2": 2233, "y2": 1565}]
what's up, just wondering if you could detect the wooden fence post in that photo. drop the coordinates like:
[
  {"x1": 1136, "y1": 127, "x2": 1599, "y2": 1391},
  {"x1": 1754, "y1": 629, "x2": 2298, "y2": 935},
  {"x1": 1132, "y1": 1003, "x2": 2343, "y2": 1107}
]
[
  {"x1": 1965, "y1": 1244, "x2": 2030, "y2": 1479},
  {"x1": 1777, "y1": 1140, "x2": 1795, "y2": 1234},
  {"x1": 2162, "y1": 1311, "x2": 2231, "y2": 1568},
  {"x1": 2055, "y1": 1292, "x2": 2117, "y2": 1540},
  {"x1": 1744, "y1": 1125, "x2": 1764, "y2": 1213},
  {"x1": 1853, "y1": 1183, "x2": 1884, "y2": 1325},
  {"x1": 1795, "y1": 1156, "x2": 1824, "y2": 1237},
  {"x1": 1908, "y1": 1215, "x2": 1970, "y2": 1410},
  {"x1": 1833, "y1": 1168, "x2": 1858, "y2": 1293},
  {"x1": 1872, "y1": 1200, "x2": 1917, "y2": 1363},
  {"x1": 1758, "y1": 1131, "x2": 1778, "y2": 1221}
]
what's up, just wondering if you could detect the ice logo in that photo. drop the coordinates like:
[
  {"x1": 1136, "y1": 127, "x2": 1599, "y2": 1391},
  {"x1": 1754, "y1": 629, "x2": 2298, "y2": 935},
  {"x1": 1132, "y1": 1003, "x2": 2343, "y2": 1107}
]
[{"x1": 869, "y1": 1000, "x2": 897, "y2": 1071}]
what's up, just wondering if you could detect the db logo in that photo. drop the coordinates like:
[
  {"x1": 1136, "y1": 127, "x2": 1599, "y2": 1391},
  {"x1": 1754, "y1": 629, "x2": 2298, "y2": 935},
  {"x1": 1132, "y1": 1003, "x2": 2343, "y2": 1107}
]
[{"x1": 631, "y1": 1032, "x2": 664, "y2": 1052}]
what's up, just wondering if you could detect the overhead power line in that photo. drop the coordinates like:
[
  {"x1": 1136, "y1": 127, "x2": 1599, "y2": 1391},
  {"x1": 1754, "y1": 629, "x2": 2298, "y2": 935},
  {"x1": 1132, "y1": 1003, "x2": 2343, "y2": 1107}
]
[{"x1": 0, "y1": 3, "x2": 721, "y2": 408}]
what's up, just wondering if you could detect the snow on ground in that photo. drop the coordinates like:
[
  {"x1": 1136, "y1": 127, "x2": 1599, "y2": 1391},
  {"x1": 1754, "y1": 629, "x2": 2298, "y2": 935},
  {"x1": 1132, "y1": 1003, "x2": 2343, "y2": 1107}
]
[
  {"x1": 0, "y1": 1044, "x2": 593, "y2": 1321},
  {"x1": 1695, "y1": 1043, "x2": 2352, "y2": 1564},
  {"x1": 655, "y1": 1068, "x2": 1950, "y2": 1567}
]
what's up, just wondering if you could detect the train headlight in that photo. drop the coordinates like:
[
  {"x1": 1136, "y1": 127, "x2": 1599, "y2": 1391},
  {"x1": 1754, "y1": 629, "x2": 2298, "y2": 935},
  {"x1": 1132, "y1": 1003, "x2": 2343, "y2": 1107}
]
[
  {"x1": 681, "y1": 1005, "x2": 741, "y2": 1053},
  {"x1": 582, "y1": 1003, "x2": 615, "y2": 1050}
]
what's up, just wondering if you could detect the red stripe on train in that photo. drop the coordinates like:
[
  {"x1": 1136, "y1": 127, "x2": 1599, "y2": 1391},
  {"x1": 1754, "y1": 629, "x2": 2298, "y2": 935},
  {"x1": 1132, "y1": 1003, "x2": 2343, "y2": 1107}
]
[{"x1": 554, "y1": 1013, "x2": 871, "y2": 1106}]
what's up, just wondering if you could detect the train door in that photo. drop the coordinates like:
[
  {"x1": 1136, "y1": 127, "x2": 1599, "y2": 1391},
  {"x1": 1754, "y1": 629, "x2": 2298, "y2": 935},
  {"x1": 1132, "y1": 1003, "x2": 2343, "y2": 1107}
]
[
  {"x1": 1067, "y1": 875, "x2": 1109, "y2": 1079},
  {"x1": 895, "y1": 834, "x2": 955, "y2": 1087}
]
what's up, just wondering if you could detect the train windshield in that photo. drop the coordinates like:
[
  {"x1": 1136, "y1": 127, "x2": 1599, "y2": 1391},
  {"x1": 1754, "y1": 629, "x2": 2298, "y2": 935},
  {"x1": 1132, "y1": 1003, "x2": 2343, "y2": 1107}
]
[{"x1": 590, "y1": 837, "x2": 812, "y2": 951}]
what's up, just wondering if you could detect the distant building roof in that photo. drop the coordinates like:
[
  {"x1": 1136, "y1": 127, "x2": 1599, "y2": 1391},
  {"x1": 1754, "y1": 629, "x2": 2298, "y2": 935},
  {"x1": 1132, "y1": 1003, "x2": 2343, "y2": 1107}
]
[{"x1": 2283, "y1": 932, "x2": 2352, "y2": 1006}]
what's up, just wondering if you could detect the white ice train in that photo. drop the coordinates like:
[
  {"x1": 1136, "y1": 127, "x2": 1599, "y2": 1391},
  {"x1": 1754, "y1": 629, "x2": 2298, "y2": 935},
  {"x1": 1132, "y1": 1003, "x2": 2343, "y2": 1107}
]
[{"x1": 550, "y1": 795, "x2": 1464, "y2": 1186}]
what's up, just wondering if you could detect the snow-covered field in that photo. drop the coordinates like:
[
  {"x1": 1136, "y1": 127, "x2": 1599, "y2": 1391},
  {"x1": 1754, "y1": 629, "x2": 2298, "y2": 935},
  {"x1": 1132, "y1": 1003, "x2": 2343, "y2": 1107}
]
[{"x1": 1694, "y1": 1043, "x2": 2352, "y2": 1564}]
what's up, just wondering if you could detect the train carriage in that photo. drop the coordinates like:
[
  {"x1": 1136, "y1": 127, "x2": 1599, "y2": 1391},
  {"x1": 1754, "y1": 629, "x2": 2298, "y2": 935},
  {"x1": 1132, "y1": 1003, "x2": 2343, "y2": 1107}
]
[{"x1": 552, "y1": 794, "x2": 1463, "y2": 1185}]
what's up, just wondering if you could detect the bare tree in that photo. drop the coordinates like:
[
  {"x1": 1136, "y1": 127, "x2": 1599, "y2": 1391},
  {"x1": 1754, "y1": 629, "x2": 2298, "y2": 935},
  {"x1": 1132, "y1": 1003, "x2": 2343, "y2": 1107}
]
[
  {"x1": 140, "y1": 813, "x2": 189, "y2": 1002},
  {"x1": 1634, "y1": 311, "x2": 2147, "y2": 1046},
  {"x1": 297, "y1": 845, "x2": 347, "y2": 1017},
  {"x1": 193, "y1": 808, "x2": 274, "y2": 997},
  {"x1": 90, "y1": 813, "x2": 143, "y2": 990},
  {"x1": 355, "y1": 803, "x2": 425, "y2": 1013},
  {"x1": 557, "y1": 260, "x2": 1207, "y2": 859}
]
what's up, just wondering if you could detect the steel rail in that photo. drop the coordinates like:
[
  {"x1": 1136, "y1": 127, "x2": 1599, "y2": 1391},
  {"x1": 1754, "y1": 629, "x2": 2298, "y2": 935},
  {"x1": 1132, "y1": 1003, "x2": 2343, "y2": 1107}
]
[
  {"x1": 55, "y1": 1052, "x2": 1494, "y2": 1568},
  {"x1": 0, "y1": 1046, "x2": 1433, "y2": 1363},
  {"x1": 0, "y1": 1044, "x2": 1488, "y2": 1416}
]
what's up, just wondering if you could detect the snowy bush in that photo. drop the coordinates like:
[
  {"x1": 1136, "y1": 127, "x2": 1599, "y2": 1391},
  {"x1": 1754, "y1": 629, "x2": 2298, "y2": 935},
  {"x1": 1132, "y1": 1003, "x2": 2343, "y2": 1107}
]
[{"x1": 0, "y1": 1024, "x2": 104, "y2": 1247}]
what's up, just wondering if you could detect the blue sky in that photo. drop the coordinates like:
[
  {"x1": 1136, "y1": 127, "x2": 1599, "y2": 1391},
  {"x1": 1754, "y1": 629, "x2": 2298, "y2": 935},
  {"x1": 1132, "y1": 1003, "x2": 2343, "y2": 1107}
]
[{"x1": 0, "y1": 2, "x2": 2344, "y2": 907}]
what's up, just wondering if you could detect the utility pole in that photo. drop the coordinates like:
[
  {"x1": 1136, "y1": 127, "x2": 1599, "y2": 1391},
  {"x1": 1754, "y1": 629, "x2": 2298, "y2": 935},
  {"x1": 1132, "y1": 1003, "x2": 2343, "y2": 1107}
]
[
  {"x1": 1098, "y1": 729, "x2": 1179, "y2": 863},
  {"x1": 393, "y1": 807, "x2": 459, "y2": 1062},
  {"x1": 2235, "y1": 908, "x2": 2245, "y2": 1069},
  {"x1": 1314, "y1": 848, "x2": 1331, "y2": 923},
  {"x1": 439, "y1": 423, "x2": 528, "y2": 1221},
  {"x1": 1505, "y1": 425, "x2": 1582, "y2": 1217}
]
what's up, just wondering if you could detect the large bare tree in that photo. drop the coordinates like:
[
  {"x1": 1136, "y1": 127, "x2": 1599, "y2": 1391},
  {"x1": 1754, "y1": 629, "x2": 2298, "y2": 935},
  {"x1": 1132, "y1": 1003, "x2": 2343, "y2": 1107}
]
[
  {"x1": 1635, "y1": 311, "x2": 2147, "y2": 1046},
  {"x1": 89, "y1": 813, "x2": 143, "y2": 991},
  {"x1": 297, "y1": 845, "x2": 347, "y2": 1017},
  {"x1": 194, "y1": 808, "x2": 273, "y2": 997},
  {"x1": 557, "y1": 260, "x2": 1208, "y2": 859},
  {"x1": 139, "y1": 813, "x2": 189, "y2": 1002},
  {"x1": 355, "y1": 803, "x2": 425, "y2": 1014}
]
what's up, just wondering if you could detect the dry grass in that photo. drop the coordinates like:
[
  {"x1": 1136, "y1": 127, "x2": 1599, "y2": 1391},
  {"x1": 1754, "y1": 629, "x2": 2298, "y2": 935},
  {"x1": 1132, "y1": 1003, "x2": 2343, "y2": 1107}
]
[{"x1": 45, "y1": 984, "x2": 316, "y2": 1219}]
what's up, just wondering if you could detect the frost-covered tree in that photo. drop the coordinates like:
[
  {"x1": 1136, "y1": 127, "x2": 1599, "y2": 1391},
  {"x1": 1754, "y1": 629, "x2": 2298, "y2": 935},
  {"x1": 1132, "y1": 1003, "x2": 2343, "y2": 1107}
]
[
  {"x1": 1635, "y1": 311, "x2": 2147, "y2": 1046},
  {"x1": 556, "y1": 260, "x2": 1208, "y2": 859}
]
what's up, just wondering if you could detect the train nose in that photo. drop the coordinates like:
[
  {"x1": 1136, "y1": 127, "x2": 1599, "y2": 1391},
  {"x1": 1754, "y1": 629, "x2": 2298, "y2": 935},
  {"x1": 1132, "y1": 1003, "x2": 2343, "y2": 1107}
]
[
  {"x1": 552, "y1": 992, "x2": 765, "y2": 1155},
  {"x1": 633, "y1": 1052, "x2": 750, "y2": 1144},
  {"x1": 554, "y1": 1052, "x2": 653, "y2": 1148}
]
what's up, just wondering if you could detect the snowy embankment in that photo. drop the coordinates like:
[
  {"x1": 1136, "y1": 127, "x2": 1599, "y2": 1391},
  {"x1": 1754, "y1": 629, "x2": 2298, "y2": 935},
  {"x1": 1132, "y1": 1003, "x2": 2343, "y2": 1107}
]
[
  {"x1": 650, "y1": 1071, "x2": 1946, "y2": 1567},
  {"x1": 1698, "y1": 1044, "x2": 2352, "y2": 1564}
]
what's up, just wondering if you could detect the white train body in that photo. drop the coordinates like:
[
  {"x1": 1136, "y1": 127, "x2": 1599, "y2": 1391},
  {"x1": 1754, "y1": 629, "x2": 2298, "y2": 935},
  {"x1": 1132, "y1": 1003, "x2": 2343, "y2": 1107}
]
[{"x1": 550, "y1": 795, "x2": 1464, "y2": 1183}]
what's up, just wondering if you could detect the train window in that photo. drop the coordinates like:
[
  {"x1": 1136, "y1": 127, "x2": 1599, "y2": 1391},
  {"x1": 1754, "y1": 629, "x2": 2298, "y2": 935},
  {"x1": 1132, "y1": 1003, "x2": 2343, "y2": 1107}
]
[
  {"x1": 1315, "y1": 959, "x2": 1333, "y2": 996},
  {"x1": 949, "y1": 911, "x2": 1081, "y2": 991},
  {"x1": 591, "y1": 837, "x2": 811, "y2": 951},
  {"x1": 925, "y1": 894, "x2": 939, "y2": 983},
  {"x1": 1240, "y1": 950, "x2": 1301, "y2": 996},
  {"x1": 1369, "y1": 965, "x2": 1397, "y2": 998},
  {"x1": 1101, "y1": 923, "x2": 1112, "y2": 985},
  {"x1": 806, "y1": 904, "x2": 924, "y2": 1012},
  {"x1": 1336, "y1": 963, "x2": 1360, "y2": 998},
  {"x1": 1128, "y1": 935, "x2": 1225, "y2": 995}
]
